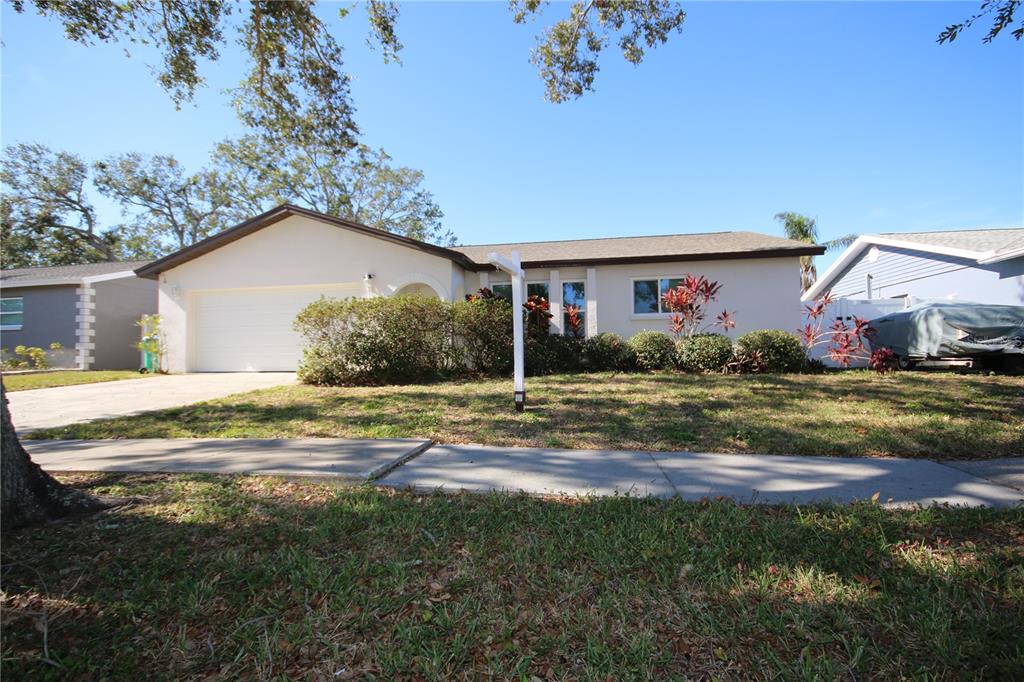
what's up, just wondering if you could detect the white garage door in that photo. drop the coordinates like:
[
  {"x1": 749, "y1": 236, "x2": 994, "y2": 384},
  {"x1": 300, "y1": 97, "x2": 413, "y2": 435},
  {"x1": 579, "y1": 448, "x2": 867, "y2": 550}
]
[{"x1": 193, "y1": 285, "x2": 362, "y2": 371}]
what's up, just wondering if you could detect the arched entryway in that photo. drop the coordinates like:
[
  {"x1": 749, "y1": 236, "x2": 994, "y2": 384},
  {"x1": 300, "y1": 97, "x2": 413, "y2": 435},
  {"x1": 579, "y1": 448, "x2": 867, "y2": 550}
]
[{"x1": 393, "y1": 282, "x2": 442, "y2": 298}]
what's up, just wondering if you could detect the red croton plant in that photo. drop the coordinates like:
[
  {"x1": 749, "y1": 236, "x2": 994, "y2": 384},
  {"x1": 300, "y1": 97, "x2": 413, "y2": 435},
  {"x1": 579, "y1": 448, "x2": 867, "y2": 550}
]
[
  {"x1": 660, "y1": 274, "x2": 736, "y2": 338},
  {"x1": 801, "y1": 292, "x2": 895, "y2": 371},
  {"x1": 563, "y1": 304, "x2": 585, "y2": 340}
]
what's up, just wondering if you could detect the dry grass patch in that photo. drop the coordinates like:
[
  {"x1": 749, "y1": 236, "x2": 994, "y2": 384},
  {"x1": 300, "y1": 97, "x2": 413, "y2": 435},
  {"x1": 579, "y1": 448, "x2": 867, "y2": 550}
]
[{"x1": 30, "y1": 371, "x2": 1023, "y2": 460}]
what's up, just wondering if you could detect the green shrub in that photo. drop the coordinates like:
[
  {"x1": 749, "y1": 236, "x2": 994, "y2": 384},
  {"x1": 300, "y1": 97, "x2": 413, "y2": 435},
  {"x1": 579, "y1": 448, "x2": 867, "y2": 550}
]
[
  {"x1": 735, "y1": 329, "x2": 806, "y2": 373},
  {"x1": 582, "y1": 332, "x2": 633, "y2": 371},
  {"x1": 294, "y1": 295, "x2": 459, "y2": 385},
  {"x1": 527, "y1": 334, "x2": 584, "y2": 376},
  {"x1": 10, "y1": 345, "x2": 53, "y2": 369},
  {"x1": 452, "y1": 297, "x2": 514, "y2": 376},
  {"x1": 627, "y1": 331, "x2": 676, "y2": 370},
  {"x1": 676, "y1": 333, "x2": 733, "y2": 373}
]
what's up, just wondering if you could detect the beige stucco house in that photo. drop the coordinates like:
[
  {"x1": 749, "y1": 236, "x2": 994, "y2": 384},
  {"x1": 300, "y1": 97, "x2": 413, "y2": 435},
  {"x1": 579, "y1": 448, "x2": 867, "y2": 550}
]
[{"x1": 135, "y1": 204, "x2": 823, "y2": 372}]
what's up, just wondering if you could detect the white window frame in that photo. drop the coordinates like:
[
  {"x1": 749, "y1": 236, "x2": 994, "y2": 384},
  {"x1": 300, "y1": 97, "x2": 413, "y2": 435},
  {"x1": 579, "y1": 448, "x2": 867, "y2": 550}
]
[
  {"x1": 629, "y1": 276, "x2": 686, "y2": 319},
  {"x1": 1, "y1": 297, "x2": 24, "y2": 331},
  {"x1": 490, "y1": 280, "x2": 550, "y2": 301}
]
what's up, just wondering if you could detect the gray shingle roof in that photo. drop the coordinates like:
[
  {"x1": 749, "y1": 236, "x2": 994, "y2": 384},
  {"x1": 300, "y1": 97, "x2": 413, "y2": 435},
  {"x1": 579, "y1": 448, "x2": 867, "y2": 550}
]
[
  {"x1": 1, "y1": 260, "x2": 151, "y2": 286},
  {"x1": 878, "y1": 227, "x2": 1024, "y2": 257},
  {"x1": 454, "y1": 231, "x2": 820, "y2": 266}
]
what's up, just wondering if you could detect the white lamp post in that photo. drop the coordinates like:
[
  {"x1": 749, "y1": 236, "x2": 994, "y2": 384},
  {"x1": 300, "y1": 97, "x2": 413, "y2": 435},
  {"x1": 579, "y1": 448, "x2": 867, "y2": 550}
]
[{"x1": 487, "y1": 250, "x2": 526, "y2": 411}]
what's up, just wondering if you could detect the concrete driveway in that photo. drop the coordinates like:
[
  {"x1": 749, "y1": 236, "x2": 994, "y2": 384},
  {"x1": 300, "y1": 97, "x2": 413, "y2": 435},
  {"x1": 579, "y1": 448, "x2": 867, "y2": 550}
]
[{"x1": 7, "y1": 373, "x2": 295, "y2": 432}]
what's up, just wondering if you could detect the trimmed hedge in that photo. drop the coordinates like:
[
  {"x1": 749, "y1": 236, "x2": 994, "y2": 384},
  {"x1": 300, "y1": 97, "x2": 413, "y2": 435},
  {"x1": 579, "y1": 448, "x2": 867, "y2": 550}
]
[
  {"x1": 452, "y1": 297, "x2": 514, "y2": 376},
  {"x1": 735, "y1": 329, "x2": 806, "y2": 373},
  {"x1": 676, "y1": 333, "x2": 733, "y2": 373},
  {"x1": 582, "y1": 332, "x2": 634, "y2": 371},
  {"x1": 527, "y1": 335, "x2": 584, "y2": 376},
  {"x1": 627, "y1": 331, "x2": 676, "y2": 370}
]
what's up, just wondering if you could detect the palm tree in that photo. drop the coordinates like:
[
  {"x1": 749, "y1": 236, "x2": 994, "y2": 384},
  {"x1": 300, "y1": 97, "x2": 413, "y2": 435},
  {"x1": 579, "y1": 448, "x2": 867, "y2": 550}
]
[{"x1": 774, "y1": 212, "x2": 857, "y2": 293}]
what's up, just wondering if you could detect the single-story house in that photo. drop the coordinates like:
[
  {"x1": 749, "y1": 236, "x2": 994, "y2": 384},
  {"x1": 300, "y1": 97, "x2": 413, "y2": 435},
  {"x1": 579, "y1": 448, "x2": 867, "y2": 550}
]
[
  {"x1": 1, "y1": 261, "x2": 157, "y2": 370},
  {"x1": 803, "y1": 227, "x2": 1024, "y2": 305},
  {"x1": 135, "y1": 204, "x2": 824, "y2": 373}
]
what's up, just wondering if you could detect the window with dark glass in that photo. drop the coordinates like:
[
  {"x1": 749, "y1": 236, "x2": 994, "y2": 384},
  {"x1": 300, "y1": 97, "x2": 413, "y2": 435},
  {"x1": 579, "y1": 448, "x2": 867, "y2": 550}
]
[
  {"x1": 633, "y1": 278, "x2": 684, "y2": 314},
  {"x1": 562, "y1": 281, "x2": 586, "y2": 336}
]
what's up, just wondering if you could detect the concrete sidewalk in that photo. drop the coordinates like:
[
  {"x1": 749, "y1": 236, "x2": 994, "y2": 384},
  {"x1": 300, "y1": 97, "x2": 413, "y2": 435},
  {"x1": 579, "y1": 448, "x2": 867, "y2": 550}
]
[
  {"x1": 25, "y1": 438, "x2": 1024, "y2": 508},
  {"x1": 26, "y1": 438, "x2": 431, "y2": 482},
  {"x1": 378, "y1": 444, "x2": 1024, "y2": 508}
]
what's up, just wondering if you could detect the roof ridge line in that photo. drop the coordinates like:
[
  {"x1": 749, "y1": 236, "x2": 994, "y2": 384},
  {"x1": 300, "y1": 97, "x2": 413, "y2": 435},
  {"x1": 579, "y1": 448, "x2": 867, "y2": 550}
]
[{"x1": 457, "y1": 230, "x2": 780, "y2": 249}]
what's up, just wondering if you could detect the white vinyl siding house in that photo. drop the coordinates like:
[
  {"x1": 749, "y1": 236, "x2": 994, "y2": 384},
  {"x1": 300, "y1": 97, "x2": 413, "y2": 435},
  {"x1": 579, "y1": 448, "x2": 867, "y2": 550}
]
[
  {"x1": 805, "y1": 228, "x2": 1024, "y2": 306},
  {"x1": 136, "y1": 204, "x2": 820, "y2": 373}
]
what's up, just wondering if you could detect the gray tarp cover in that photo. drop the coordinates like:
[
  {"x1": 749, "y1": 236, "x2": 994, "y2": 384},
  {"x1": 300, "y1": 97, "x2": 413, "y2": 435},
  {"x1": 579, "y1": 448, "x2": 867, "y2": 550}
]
[{"x1": 868, "y1": 301, "x2": 1024, "y2": 358}]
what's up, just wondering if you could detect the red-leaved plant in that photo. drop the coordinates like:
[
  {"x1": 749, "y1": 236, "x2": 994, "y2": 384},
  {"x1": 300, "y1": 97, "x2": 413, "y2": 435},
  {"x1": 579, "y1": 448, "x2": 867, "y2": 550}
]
[
  {"x1": 465, "y1": 287, "x2": 500, "y2": 302},
  {"x1": 524, "y1": 294, "x2": 553, "y2": 339},
  {"x1": 660, "y1": 274, "x2": 736, "y2": 338},
  {"x1": 564, "y1": 304, "x2": 585, "y2": 340},
  {"x1": 801, "y1": 292, "x2": 892, "y2": 371},
  {"x1": 868, "y1": 347, "x2": 898, "y2": 374}
]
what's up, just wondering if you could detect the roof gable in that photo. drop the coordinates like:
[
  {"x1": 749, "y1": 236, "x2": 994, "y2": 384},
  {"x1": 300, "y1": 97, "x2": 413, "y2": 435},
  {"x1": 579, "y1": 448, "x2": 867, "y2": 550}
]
[
  {"x1": 803, "y1": 227, "x2": 1024, "y2": 301},
  {"x1": 135, "y1": 204, "x2": 478, "y2": 278}
]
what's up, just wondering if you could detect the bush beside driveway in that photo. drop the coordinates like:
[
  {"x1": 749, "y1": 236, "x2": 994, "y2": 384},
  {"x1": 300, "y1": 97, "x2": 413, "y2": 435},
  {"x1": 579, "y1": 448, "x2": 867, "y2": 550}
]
[{"x1": 27, "y1": 371, "x2": 1024, "y2": 460}]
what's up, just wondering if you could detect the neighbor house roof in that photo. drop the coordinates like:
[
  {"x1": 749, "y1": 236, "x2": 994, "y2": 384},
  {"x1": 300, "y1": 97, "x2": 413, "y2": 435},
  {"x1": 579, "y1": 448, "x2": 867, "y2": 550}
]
[
  {"x1": 802, "y1": 226, "x2": 1024, "y2": 301},
  {"x1": 1, "y1": 260, "x2": 152, "y2": 288},
  {"x1": 135, "y1": 203, "x2": 825, "y2": 278}
]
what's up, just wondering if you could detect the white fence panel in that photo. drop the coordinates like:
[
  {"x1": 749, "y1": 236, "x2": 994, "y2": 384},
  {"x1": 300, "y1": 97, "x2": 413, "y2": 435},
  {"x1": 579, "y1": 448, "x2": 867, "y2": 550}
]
[{"x1": 806, "y1": 297, "x2": 909, "y2": 367}]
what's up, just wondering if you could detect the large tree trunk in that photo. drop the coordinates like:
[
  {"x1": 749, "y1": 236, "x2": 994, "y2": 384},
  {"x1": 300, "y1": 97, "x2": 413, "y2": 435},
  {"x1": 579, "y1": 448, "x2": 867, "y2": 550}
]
[{"x1": 1, "y1": 380, "x2": 106, "y2": 531}]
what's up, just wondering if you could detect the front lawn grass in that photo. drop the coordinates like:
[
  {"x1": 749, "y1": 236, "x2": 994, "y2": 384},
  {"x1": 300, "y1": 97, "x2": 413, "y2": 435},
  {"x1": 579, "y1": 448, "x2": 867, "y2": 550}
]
[
  {"x1": 2, "y1": 473, "x2": 1021, "y2": 679},
  {"x1": 28, "y1": 371, "x2": 1024, "y2": 460},
  {"x1": 2, "y1": 370, "x2": 156, "y2": 391}
]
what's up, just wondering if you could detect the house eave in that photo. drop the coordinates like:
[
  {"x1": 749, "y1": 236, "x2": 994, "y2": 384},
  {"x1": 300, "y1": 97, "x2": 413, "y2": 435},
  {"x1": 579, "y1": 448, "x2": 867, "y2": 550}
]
[
  {"x1": 506, "y1": 246, "x2": 825, "y2": 271},
  {"x1": 0, "y1": 278, "x2": 84, "y2": 289}
]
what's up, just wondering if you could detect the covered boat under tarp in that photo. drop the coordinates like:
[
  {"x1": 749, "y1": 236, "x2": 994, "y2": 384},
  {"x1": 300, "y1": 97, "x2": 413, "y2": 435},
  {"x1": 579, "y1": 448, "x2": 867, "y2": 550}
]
[{"x1": 867, "y1": 301, "x2": 1024, "y2": 361}]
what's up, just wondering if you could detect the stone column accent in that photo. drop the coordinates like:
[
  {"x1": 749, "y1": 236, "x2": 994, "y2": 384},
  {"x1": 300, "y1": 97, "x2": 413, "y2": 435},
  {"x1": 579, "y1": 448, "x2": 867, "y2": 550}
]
[{"x1": 75, "y1": 284, "x2": 96, "y2": 369}]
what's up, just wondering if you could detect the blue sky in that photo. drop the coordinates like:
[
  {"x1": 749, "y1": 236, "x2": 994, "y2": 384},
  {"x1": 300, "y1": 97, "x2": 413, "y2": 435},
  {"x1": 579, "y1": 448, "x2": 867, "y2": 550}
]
[{"x1": 2, "y1": 1, "x2": 1021, "y2": 270}]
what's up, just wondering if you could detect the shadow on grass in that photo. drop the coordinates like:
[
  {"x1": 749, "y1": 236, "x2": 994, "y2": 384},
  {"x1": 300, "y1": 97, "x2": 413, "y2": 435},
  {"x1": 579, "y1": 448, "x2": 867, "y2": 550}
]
[
  {"x1": 23, "y1": 372, "x2": 1024, "y2": 460},
  {"x1": 2, "y1": 473, "x2": 1021, "y2": 679}
]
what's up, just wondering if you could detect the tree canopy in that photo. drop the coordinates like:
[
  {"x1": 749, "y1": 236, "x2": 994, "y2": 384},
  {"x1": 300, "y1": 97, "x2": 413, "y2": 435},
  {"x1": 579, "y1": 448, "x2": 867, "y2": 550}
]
[
  {"x1": 94, "y1": 153, "x2": 235, "y2": 256},
  {"x1": 938, "y1": 0, "x2": 1023, "y2": 43},
  {"x1": 213, "y1": 138, "x2": 452, "y2": 245},
  {"x1": 0, "y1": 144, "x2": 120, "y2": 267},
  {"x1": 1, "y1": 139, "x2": 454, "y2": 266}
]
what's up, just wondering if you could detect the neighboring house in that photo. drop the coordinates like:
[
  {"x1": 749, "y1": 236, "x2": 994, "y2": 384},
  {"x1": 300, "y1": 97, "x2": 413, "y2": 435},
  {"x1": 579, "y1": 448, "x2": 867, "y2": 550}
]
[
  {"x1": 1, "y1": 261, "x2": 157, "y2": 370},
  {"x1": 135, "y1": 204, "x2": 823, "y2": 373},
  {"x1": 803, "y1": 227, "x2": 1024, "y2": 305}
]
